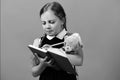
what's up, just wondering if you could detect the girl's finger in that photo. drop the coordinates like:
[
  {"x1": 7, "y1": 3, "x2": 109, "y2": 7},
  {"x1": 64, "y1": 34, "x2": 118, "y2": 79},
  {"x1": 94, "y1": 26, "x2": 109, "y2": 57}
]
[
  {"x1": 47, "y1": 59, "x2": 54, "y2": 65},
  {"x1": 34, "y1": 53, "x2": 41, "y2": 61},
  {"x1": 42, "y1": 44, "x2": 51, "y2": 50},
  {"x1": 43, "y1": 56, "x2": 48, "y2": 61},
  {"x1": 34, "y1": 53, "x2": 38, "y2": 58}
]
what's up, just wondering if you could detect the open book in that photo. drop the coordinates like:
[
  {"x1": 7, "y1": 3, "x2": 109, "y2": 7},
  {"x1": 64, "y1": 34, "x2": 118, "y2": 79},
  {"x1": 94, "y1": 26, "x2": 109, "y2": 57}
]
[{"x1": 28, "y1": 44, "x2": 77, "y2": 75}]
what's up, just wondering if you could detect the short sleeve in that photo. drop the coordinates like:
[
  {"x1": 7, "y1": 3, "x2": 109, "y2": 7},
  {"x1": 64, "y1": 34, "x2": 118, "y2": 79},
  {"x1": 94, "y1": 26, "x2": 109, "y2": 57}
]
[
  {"x1": 63, "y1": 33, "x2": 83, "y2": 55},
  {"x1": 33, "y1": 38, "x2": 41, "y2": 47},
  {"x1": 65, "y1": 33, "x2": 83, "y2": 48},
  {"x1": 76, "y1": 33, "x2": 83, "y2": 48}
]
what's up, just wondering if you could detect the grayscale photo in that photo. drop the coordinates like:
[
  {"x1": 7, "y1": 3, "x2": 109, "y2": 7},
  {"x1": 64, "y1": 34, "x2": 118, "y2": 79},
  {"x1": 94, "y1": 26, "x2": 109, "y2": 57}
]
[{"x1": 1, "y1": 0, "x2": 120, "y2": 80}]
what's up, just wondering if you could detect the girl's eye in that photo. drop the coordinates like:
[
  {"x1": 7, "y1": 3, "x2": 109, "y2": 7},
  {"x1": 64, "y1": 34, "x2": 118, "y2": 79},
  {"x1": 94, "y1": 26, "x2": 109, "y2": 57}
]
[
  {"x1": 42, "y1": 21, "x2": 46, "y2": 25},
  {"x1": 49, "y1": 20, "x2": 55, "y2": 24}
]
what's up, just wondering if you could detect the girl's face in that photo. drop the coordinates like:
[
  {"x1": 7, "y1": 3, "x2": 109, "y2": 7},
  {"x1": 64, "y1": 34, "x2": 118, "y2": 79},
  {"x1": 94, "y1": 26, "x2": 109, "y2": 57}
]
[{"x1": 41, "y1": 10, "x2": 63, "y2": 36}]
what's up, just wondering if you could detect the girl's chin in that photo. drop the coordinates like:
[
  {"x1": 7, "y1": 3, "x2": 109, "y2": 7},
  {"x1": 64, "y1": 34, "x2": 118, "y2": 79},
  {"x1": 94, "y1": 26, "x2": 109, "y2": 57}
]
[
  {"x1": 46, "y1": 32, "x2": 55, "y2": 36},
  {"x1": 48, "y1": 34, "x2": 54, "y2": 36}
]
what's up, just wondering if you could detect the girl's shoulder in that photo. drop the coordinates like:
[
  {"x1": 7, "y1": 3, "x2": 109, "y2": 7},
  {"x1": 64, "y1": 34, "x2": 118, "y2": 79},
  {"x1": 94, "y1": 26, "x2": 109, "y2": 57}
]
[
  {"x1": 65, "y1": 32, "x2": 73, "y2": 36},
  {"x1": 33, "y1": 38, "x2": 41, "y2": 47},
  {"x1": 64, "y1": 32, "x2": 83, "y2": 47},
  {"x1": 64, "y1": 32, "x2": 73, "y2": 39},
  {"x1": 33, "y1": 34, "x2": 46, "y2": 47},
  {"x1": 65, "y1": 32, "x2": 81, "y2": 39}
]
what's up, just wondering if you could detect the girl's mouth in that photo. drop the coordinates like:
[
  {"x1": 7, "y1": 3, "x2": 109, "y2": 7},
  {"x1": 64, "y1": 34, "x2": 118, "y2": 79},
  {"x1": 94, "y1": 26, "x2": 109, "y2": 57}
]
[{"x1": 46, "y1": 30, "x2": 54, "y2": 34}]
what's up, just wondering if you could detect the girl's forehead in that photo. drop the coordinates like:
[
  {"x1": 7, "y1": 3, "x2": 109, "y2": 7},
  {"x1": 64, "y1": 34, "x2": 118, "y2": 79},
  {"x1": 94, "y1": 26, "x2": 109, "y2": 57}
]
[{"x1": 41, "y1": 10, "x2": 58, "y2": 21}]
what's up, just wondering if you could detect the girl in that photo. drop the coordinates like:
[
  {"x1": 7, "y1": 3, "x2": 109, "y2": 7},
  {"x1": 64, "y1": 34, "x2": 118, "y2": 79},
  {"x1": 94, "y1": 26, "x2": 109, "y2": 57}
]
[{"x1": 31, "y1": 1, "x2": 83, "y2": 80}]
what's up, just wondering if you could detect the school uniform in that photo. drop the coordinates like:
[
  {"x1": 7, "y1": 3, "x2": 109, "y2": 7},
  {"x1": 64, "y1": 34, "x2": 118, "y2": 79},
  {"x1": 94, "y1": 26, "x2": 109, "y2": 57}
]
[{"x1": 36, "y1": 29, "x2": 83, "y2": 80}]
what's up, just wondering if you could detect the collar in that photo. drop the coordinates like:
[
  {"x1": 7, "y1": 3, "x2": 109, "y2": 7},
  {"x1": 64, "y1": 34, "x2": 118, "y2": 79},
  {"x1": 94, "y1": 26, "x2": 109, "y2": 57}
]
[{"x1": 46, "y1": 29, "x2": 67, "y2": 40}]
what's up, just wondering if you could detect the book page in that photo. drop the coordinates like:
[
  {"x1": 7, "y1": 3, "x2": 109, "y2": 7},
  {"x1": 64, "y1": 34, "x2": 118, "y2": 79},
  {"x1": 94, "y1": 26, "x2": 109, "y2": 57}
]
[
  {"x1": 47, "y1": 48, "x2": 67, "y2": 57},
  {"x1": 28, "y1": 45, "x2": 47, "y2": 53}
]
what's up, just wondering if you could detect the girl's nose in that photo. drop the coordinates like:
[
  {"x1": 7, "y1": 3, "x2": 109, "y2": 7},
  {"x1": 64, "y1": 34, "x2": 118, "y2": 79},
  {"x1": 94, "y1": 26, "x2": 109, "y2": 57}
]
[{"x1": 46, "y1": 23, "x2": 51, "y2": 29}]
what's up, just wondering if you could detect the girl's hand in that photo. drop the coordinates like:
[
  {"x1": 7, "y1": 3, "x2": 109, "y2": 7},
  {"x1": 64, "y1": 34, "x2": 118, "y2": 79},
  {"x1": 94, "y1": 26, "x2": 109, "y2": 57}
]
[
  {"x1": 42, "y1": 44, "x2": 51, "y2": 50},
  {"x1": 32, "y1": 53, "x2": 56, "y2": 77},
  {"x1": 34, "y1": 53, "x2": 54, "y2": 67}
]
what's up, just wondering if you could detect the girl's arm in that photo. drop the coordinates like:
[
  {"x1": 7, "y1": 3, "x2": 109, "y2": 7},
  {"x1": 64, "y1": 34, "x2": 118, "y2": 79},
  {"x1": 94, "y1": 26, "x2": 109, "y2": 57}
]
[
  {"x1": 64, "y1": 33, "x2": 84, "y2": 66},
  {"x1": 31, "y1": 55, "x2": 50, "y2": 77},
  {"x1": 31, "y1": 38, "x2": 55, "y2": 77},
  {"x1": 66, "y1": 44, "x2": 83, "y2": 66},
  {"x1": 31, "y1": 38, "x2": 47, "y2": 77}
]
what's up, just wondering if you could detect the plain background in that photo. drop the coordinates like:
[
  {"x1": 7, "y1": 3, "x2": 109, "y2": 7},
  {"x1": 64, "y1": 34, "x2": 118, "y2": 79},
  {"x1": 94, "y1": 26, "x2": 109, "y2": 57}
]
[{"x1": 1, "y1": 0, "x2": 120, "y2": 80}]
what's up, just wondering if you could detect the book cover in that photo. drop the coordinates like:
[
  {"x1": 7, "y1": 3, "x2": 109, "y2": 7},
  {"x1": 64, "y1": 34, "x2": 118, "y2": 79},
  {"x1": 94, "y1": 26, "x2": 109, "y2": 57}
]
[
  {"x1": 28, "y1": 45, "x2": 77, "y2": 75},
  {"x1": 28, "y1": 45, "x2": 47, "y2": 58}
]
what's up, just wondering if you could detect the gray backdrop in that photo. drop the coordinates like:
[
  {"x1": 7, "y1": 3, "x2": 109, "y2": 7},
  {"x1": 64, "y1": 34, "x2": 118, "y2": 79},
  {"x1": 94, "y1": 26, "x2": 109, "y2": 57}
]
[{"x1": 1, "y1": 0, "x2": 120, "y2": 80}]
